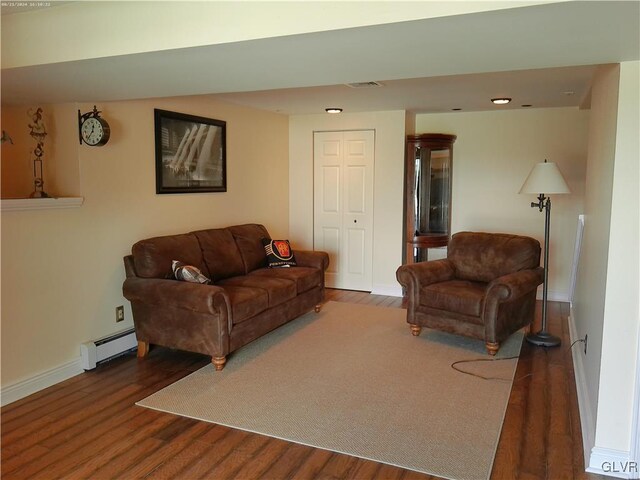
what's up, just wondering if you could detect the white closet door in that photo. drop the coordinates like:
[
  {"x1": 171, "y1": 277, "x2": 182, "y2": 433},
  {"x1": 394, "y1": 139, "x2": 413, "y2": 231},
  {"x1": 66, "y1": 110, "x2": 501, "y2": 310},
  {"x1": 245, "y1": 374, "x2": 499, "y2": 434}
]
[{"x1": 313, "y1": 130, "x2": 374, "y2": 291}]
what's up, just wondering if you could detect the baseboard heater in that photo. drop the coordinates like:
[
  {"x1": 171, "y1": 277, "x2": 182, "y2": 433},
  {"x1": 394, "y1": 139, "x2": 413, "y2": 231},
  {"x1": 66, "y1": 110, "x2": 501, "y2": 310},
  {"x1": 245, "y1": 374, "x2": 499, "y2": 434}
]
[{"x1": 80, "y1": 328, "x2": 137, "y2": 370}]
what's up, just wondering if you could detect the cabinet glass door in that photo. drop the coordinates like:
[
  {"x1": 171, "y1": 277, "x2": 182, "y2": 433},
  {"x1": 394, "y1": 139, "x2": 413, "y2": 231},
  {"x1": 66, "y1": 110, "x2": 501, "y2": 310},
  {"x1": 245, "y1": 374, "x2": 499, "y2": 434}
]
[
  {"x1": 414, "y1": 147, "x2": 450, "y2": 236},
  {"x1": 404, "y1": 134, "x2": 456, "y2": 264}
]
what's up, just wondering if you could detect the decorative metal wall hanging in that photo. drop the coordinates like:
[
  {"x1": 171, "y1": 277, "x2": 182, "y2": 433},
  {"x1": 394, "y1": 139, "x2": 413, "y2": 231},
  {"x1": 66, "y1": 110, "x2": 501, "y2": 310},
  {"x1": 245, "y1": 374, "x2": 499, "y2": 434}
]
[{"x1": 28, "y1": 107, "x2": 49, "y2": 198}]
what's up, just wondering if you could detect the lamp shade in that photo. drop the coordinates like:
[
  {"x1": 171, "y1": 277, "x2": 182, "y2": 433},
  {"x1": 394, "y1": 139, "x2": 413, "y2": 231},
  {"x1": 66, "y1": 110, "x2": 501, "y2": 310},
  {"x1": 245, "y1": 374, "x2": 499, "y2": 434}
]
[{"x1": 519, "y1": 160, "x2": 570, "y2": 194}]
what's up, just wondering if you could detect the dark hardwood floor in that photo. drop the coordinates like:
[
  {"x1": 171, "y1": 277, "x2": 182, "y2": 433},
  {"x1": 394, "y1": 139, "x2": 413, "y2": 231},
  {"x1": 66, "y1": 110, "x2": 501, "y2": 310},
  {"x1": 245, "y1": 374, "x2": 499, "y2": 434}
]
[{"x1": 1, "y1": 290, "x2": 603, "y2": 479}]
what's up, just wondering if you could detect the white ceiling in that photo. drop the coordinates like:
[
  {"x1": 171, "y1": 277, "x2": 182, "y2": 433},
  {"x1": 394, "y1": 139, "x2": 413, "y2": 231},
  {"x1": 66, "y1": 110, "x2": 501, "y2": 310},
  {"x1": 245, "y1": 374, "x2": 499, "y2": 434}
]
[
  {"x1": 216, "y1": 66, "x2": 598, "y2": 115},
  {"x1": 1, "y1": 1, "x2": 639, "y2": 114}
]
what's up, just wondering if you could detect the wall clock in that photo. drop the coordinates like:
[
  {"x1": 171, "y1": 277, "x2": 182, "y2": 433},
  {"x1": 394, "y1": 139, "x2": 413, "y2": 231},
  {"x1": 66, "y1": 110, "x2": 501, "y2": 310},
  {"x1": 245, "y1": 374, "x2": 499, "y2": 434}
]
[{"x1": 78, "y1": 106, "x2": 110, "y2": 146}]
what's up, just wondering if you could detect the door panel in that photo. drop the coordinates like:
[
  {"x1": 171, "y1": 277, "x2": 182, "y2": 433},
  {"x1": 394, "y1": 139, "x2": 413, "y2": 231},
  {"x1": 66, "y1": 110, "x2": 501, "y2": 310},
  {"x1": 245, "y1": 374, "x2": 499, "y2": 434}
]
[
  {"x1": 321, "y1": 227, "x2": 340, "y2": 277},
  {"x1": 322, "y1": 167, "x2": 340, "y2": 213},
  {"x1": 346, "y1": 227, "x2": 366, "y2": 275},
  {"x1": 345, "y1": 165, "x2": 366, "y2": 214}
]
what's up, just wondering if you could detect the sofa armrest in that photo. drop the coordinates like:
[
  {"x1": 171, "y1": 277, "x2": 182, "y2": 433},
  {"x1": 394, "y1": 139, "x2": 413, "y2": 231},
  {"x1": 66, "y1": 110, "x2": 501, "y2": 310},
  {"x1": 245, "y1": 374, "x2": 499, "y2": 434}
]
[
  {"x1": 123, "y1": 277, "x2": 230, "y2": 316},
  {"x1": 485, "y1": 267, "x2": 544, "y2": 304},
  {"x1": 295, "y1": 250, "x2": 330, "y2": 271}
]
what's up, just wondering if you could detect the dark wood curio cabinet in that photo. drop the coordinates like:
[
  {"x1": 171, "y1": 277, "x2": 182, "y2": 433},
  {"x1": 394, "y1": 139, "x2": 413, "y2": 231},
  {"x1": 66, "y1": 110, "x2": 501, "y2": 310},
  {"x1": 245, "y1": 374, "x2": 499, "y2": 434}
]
[{"x1": 404, "y1": 133, "x2": 456, "y2": 264}]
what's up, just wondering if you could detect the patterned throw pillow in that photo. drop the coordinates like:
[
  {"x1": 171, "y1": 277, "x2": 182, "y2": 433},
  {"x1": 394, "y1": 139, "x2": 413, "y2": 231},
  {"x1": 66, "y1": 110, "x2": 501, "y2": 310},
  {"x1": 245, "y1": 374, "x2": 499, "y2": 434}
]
[
  {"x1": 262, "y1": 239, "x2": 297, "y2": 268},
  {"x1": 172, "y1": 260, "x2": 211, "y2": 284}
]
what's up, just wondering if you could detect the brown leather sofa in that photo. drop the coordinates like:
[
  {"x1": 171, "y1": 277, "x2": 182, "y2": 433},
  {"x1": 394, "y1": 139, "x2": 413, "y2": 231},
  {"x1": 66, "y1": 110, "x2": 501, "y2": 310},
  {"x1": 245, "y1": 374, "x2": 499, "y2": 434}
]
[
  {"x1": 123, "y1": 224, "x2": 329, "y2": 371},
  {"x1": 396, "y1": 232, "x2": 544, "y2": 355}
]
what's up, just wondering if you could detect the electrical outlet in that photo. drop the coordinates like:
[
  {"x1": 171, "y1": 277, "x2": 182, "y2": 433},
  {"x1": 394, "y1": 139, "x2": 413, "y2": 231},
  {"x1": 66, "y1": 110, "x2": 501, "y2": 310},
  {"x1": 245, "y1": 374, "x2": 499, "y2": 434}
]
[
  {"x1": 584, "y1": 334, "x2": 588, "y2": 355},
  {"x1": 116, "y1": 305, "x2": 125, "y2": 322}
]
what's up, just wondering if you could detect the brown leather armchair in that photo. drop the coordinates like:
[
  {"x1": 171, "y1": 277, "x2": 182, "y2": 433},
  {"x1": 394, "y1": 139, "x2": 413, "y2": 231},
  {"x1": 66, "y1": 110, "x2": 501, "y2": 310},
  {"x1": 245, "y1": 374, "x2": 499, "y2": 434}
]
[{"x1": 396, "y1": 232, "x2": 544, "y2": 355}]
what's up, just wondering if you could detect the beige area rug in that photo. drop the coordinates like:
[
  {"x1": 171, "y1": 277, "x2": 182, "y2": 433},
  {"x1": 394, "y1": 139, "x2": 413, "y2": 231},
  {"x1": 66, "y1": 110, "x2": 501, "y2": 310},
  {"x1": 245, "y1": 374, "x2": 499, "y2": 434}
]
[{"x1": 137, "y1": 301, "x2": 522, "y2": 480}]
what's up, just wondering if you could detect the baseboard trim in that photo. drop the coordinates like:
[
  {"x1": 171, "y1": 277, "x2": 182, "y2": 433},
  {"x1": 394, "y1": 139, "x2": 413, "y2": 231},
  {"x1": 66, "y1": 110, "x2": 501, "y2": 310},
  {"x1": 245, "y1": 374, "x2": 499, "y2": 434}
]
[
  {"x1": 370, "y1": 285, "x2": 403, "y2": 297},
  {"x1": 587, "y1": 447, "x2": 638, "y2": 479},
  {"x1": 1, "y1": 358, "x2": 84, "y2": 407},
  {"x1": 568, "y1": 307, "x2": 596, "y2": 469}
]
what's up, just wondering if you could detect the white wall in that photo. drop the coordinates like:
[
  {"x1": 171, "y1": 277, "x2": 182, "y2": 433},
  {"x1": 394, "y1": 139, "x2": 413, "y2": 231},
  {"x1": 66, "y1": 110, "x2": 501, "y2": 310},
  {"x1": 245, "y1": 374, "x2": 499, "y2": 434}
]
[
  {"x1": 289, "y1": 111, "x2": 406, "y2": 295},
  {"x1": 1, "y1": 95, "x2": 289, "y2": 391},
  {"x1": 416, "y1": 107, "x2": 589, "y2": 300},
  {"x1": 591, "y1": 60, "x2": 640, "y2": 467},
  {"x1": 572, "y1": 64, "x2": 621, "y2": 454}
]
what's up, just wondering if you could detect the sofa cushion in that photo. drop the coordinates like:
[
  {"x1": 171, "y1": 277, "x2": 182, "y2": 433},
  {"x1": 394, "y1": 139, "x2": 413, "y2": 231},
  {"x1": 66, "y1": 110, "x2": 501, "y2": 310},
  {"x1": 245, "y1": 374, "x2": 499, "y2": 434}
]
[
  {"x1": 448, "y1": 232, "x2": 541, "y2": 283},
  {"x1": 218, "y1": 276, "x2": 296, "y2": 308},
  {"x1": 249, "y1": 267, "x2": 322, "y2": 294},
  {"x1": 192, "y1": 228, "x2": 245, "y2": 281},
  {"x1": 222, "y1": 286, "x2": 269, "y2": 325},
  {"x1": 132, "y1": 233, "x2": 208, "y2": 279},
  {"x1": 228, "y1": 224, "x2": 270, "y2": 273},
  {"x1": 420, "y1": 280, "x2": 487, "y2": 318}
]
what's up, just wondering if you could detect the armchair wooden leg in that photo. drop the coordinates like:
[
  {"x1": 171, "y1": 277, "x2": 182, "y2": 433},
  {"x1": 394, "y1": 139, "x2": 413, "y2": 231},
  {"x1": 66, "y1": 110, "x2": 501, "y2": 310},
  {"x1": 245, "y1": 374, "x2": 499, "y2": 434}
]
[
  {"x1": 410, "y1": 324, "x2": 422, "y2": 337},
  {"x1": 314, "y1": 304, "x2": 323, "y2": 313},
  {"x1": 212, "y1": 356, "x2": 227, "y2": 371},
  {"x1": 486, "y1": 342, "x2": 499, "y2": 356},
  {"x1": 137, "y1": 340, "x2": 149, "y2": 358},
  {"x1": 524, "y1": 323, "x2": 532, "y2": 334}
]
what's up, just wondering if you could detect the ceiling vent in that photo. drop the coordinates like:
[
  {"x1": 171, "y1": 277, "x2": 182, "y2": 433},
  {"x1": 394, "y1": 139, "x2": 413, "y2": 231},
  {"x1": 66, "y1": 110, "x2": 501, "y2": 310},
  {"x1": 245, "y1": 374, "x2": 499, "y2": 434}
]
[{"x1": 345, "y1": 81, "x2": 384, "y2": 89}]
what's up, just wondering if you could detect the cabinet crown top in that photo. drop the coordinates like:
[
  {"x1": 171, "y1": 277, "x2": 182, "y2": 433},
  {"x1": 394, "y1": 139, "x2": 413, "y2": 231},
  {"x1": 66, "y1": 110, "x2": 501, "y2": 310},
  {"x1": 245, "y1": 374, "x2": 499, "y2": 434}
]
[{"x1": 407, "y1": 133, "x2": 457, "y2": 143}]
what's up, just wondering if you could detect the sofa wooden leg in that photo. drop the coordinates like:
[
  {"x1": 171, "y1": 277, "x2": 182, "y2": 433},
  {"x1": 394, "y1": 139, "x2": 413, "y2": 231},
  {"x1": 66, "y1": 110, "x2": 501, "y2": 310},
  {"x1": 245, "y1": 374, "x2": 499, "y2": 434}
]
[
  {"x1": 212, "y1": 356, "x2": 227, "y2": 371},
  {"x1": 314, "y1": 304, "x2": 322, "y2": 313},
  {"x1": 486, "y1": 342, "x2": 499, "y2": 356},
  {"x1": 410, "y1": 324, "x2": 422, "y2": 336},
  {"x1": 137, "y1": 340, "x2": 149, "y2": 358}
]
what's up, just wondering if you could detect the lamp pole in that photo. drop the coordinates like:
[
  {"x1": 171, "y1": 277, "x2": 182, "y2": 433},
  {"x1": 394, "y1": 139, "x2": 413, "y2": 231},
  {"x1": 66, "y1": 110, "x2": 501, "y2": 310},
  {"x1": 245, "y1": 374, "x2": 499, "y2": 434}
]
[{"x1": 526, "y1": 193, "x2": 561, "y2": 347}]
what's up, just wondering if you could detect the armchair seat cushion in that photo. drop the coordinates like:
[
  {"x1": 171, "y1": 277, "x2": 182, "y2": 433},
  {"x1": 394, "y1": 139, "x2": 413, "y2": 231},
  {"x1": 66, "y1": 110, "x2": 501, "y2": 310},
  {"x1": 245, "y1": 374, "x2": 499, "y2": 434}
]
[
  {"x1": 421, "y1": 280, "x2": 487, "y2": 317},
  {"x1": 249, "y1": 267, "x2": 323, "y2": 294}
]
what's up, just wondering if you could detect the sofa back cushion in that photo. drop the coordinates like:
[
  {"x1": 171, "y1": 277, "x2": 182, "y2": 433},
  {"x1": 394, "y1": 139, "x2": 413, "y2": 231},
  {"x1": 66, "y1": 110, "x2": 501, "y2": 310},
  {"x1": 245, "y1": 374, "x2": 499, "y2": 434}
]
[
  {"x1": 448, "y1": 232, "x2": 541, "y2": 283},
  {"x1": 228, "y1": 224, "x2": 270, "y2": 273},
  {"x1": 132, "y1": 233, "x2": 208, "y2": 279},
  {"x1": 192, "y1": 228, "x2": 245, "y2": 281}
]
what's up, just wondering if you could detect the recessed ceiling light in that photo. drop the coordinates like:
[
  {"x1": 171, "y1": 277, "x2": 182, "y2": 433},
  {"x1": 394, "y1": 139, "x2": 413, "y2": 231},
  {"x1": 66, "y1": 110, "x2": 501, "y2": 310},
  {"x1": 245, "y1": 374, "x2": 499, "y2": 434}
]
[
  {"x1": 563, "y1": 91, "x2": 575, "y2": 96},
  {"x1": 491, "y1": 98, "x2": 512, "y2": 105},
  {"x1": 345, "y1": 81, "x2": 383, "y2": 89},
  {"x1": 325, "y1": 108, "x2": 343, "y2": 113}
]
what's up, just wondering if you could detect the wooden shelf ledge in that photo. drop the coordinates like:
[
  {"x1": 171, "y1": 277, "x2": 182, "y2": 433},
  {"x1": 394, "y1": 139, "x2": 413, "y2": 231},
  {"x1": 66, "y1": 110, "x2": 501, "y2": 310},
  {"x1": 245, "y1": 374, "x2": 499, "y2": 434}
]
[{"x1": 1, "y1": 197, "x2": 84, "y2": 212}]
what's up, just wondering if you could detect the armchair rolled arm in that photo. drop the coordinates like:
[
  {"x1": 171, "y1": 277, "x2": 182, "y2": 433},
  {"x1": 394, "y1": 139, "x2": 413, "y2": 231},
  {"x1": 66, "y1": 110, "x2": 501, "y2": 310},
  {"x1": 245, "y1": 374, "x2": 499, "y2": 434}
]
[
  {"x1": 295, "y1": 250, "x2": 330, "y2": 271},
  {"x1": 123, "y1": 277, "x2": 230, "y2": 316},
  {"x1": 483, "y1": 267, "x2": 543, "y2": 343},
  {"x1": 396, "y1": 259, "x2": 456, "y2": 290},
  {"x1": 485, "y1": 267, "x2": 544, "y2": 303},
  {"x1": 396, "y1": 260, "x2": 456, "y2": 320}
]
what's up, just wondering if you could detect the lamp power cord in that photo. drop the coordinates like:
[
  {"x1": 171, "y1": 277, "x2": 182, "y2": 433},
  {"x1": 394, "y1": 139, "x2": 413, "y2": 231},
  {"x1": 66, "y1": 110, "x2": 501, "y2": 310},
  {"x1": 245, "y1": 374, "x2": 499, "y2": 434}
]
[{"x1": 451, "y1": 337, "x2": 587, "y2": 382}]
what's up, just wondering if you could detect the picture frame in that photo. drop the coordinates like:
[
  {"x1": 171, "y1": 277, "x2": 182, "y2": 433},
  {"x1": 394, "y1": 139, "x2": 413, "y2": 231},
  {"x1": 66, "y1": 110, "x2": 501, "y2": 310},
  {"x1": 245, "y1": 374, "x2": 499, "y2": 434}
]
[{"x1": 154, "y1": 109, "x2": 227, "y2": 194}]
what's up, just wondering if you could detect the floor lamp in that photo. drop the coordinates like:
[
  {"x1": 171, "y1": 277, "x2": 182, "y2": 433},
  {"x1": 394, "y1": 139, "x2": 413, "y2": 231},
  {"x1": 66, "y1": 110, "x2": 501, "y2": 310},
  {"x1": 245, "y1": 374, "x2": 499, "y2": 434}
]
[{"x1": 519, "y1": 159, "x2": 570, "y2": 347}]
